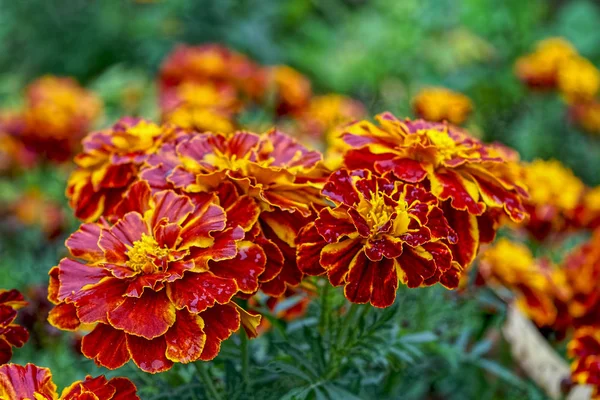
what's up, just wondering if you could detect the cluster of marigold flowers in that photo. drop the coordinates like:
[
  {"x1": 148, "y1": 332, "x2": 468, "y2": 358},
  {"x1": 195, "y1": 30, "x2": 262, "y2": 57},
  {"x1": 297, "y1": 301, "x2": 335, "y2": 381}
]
[
  {"x1": 476, "y1": 157, "x2": 600, "y2": 396},
  {"x1": 515, "y1": 37, "x2": 600, "y2": 135}
]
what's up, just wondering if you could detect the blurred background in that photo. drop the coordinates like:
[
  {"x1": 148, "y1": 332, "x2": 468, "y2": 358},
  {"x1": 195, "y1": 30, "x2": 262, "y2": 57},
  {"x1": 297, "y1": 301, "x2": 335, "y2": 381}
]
[{"x1": 1, "y1": 0, "x2": 599, "y2": 398}]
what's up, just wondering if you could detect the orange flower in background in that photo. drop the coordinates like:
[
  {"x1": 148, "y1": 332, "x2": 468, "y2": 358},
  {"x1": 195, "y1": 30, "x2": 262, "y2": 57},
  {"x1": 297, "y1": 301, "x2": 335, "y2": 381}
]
[
  {"x1": 299, "y1": 94, "x2": 366, "y2": 139},
  {"x1": 557, "y1": 56, "x2": 600, "y2": 103},
  {"x1": 0, "y1": 111, "x2": 35, "y2": 173},
  {"x1": 520, "y1": 159, "x2": 585, "y2": 241},
  {"x1": 515, "y1": 37, "x2": 578, "y2": 89},
  {"x1": 160, "y1": 81, "x2": 239, "y2": 133},
  {"x1": 141, "y1": 129, "x2": 327, "y2": 296},
  {"x1": 0, "y1": 290, "x2": 29, "y2": 365},
  {"x1": 569, "y1": 100, "x2": 600, "y2": 135},
  {"x1": 341, "y1": 113, "x2": 528, "y2": 269},
  {"x1": 159, "y1": 44, "x2": 266, "y2": 103},
  {"x1": 412, "y1": 87, "x2": 473, "y2": 125},
  {"x1": 21, "y1": 76, "x2": 102, "y2": 163},
  {"x1": 297, "y1": 169, "x2": 459, "y2": 307},
  {"x1": 575, "y1": 186, "x2": 600, "y2": 230},
  {"x1": 49, "y1": 182, "x2": 263, "y2": 373},
  {"x1": 568, "y1": 328, "x2": 600, "y2": 399},
  {"x1": 478, "y1": 238, "x2": 565, "y2": 327},
  {"x1": 66, "y1": 117, "x2": 180, "y2": 222},
  {"x1": 268, "y1": 65, "x2": 312, "y2": 116},
  {"x1": 0, "y1": 363, "x2": 139, "y2": 399},
  {"x1": 12, "y1": 189, "x2": 66, "y2": 239}
]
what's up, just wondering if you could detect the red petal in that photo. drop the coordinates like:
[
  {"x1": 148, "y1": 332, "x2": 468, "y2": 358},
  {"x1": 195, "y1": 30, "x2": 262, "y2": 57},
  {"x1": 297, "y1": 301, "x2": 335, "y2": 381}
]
[
  {"x1": 442, "y1": 205, "x2": 479, "y2": 268},
  {"x1": 259, "y1": 237, "x2": 303, "y2": 297},
  {"x1": 211, "y1": 242, "x2": 266, "y2": 293},
  {"x1": 431, "y1": 170, "x2": 485, "y2": 215},
  {"x1": 0, "y1": 338, "x2": 12, "y2": 365},
  {"x1": 376, "y1": 158, "x2": 427, "y2": 183},
  {"x1": 397, "y1": 247, "x2": 438, "y2": 288},
  {"x1": 127, "y1": 334, "x2": 173, "y2": 373},
  {"x1": 167, "y1": 272, "x2": 238, "y2": 313},
  {"x1": 108, "y1": 290, "x2": 176, "y2": 340},
  {"x1": 151, "y1": 190, "x2": 195, "y2": 227},
  {"x1": 364, "y1": 236, "x2": 403, "y2": 261},
  {"x1": 48, "y1": 303, "x2": 80, "y2": 331},
  {"x1": 108, "y1": 377, "x2": 140, "y2": 400},
  {"x1": 315, "y1": 207, "x2": 356, "y2": 243},
  {"x1": 2, "y1": 326, "x2": 29, "y2": 349},
  {"x1": 322, "y1": 169, "x2": 360, "y2": 206},
  {"x1": 188, "y1": 227, "x2": 243, "y2": 268},
  {"x1": 56, "y1": 258, "x2": 109, "y2": 302},
  {"x1": 81, "y1": 324, "x2": 130, "y2": 370},
  {"x1": 113, "y1": 180, "x2": 152, "y2": 218},
  {"x1": 296, "y1": 223, "x2": 327, "y2": 276},
  {"x1": 66, "y1": 223, "x2": 103, "y2": 261},
  {"x1": 199, "y1": 304, "x2": 241, "y2": 361},
  {"x1": 179, "y1": 196, "x2": 226, "y2": 249},
  {"x1": 72, "y1": 277, "x2": 128, "y2": 324},
  {"x1": 109, "y1": 212, "x2": 149, "y2": 247},
  {"x1": 165, "y1": 310, "x2": 206, "y2": 363},
  {"x1": 321, "y1": 238, "x2": 364, "y2": 286},
  {"x1": 345, "y1": 252, "x2": 398, "y2": 307},
  {"x1": 153, "y1": 220, "x2": 182, "y2": 249},
  {"x1": 255, "y1": 236, "x2": 284, "y2": 282},
  {"x1": 0, "y1": 364, "x2": 56, "y2": 400},
  {"x1": 225, "y1": 195, "x2": 260, "y2": 231}
]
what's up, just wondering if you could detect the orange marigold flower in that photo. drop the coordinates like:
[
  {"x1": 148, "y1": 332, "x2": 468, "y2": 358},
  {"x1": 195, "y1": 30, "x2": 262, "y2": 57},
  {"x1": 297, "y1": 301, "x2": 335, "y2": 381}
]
[
  {"x1": 515, "y1": 37, "x2": 578, "y2": 89},
  {"x1": 141, "y1": 130, "x2": 327, "y2": 297},
  {"x1": 520, "y1": 159, "x2": 585, "y2": 241},
  {"x1": 0, "y1": 290, "x2": 28, "y2": 365},
  {"x1": 568, "y1": 327, "x2": 600, "y2": 397},
  {"x1": 268, "y1": 65, "x2": 312, "y2": 116},
  {"x1": 160, "y1": 81, "x2": 239, "y2": 134},
  {"x1": 49, "y1": 182, "x2": 263, "y2": 373},
  {"x1": 478, "y1": 238, "x2": 565, "y2": 327},
  {"x1": 300, "y1": 94, "x2": 366, "y2": 138},
  {"x1": 575, "y1": 186, "x2": 600, "y2": 230},
  {"x1": 557, "y1": 56, "x2": 600, "y2": 103},
  {"x1": 66, "y1": 117, "x2": 180, "y2": 222},
  {"x1": 569, "y1": 100, "x2": 600, "y2": 135},
  {"x1": 412, "y1": 87, "x2": 473, "y2": 125},
  {"x1": 21, "y1": 76, "x2": 102, "y2": 163},
  {"x1": 341, "y1": 113, "x2": 528, "y2": 268},
  {"x1": 12, "y1": 189, "x2": 66, "y2": 239},
  {"x1": 159, "y1": 44, "x2": 266, "y2": 102},
  {"x1": 0, "y1": 363, "x2": 139, "y2": 399},
  {"x1": 297, "y1": 169, "x2": 459, "y2": 307}
]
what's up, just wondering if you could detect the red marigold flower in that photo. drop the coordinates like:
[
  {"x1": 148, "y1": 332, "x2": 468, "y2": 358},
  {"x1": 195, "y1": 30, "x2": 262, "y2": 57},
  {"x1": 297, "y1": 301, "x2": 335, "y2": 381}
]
[
  {"x1": 141, "y1": 130, "x2": 327, "y2": 297},
  {"x1": 412, "y1": 87, "x2": 473, "y2": 125},
  {"x1": 0, "y1": 363, "x2": 139, "y2": 399},
  {"x1": 49, "y1": 182, "x2": 263, "y2": 373},
  {"x1": 267, "y1": 66, "x2": 312, "y2": 117},
  {"x1": 568, "y1": 328, "x2": 600, "y2": 397},
  {"x1": 341, "y1": 113, "x2": 528, "y2": 269},
  {"x1": 20, "y1": 76, "x2": 102, "y2": 163},
  {"x1": 297, "y1": 169, "x2": 458, "y2": 307},
  {"x1": 159, "y1": 44, "x2": 266, "y2": 103},
  {"x1": 0, "y1": 289, "x2": 29, "y2": 365},
  {"x1": 66, "y1": 117, "x2": 180, "y2": 222}
]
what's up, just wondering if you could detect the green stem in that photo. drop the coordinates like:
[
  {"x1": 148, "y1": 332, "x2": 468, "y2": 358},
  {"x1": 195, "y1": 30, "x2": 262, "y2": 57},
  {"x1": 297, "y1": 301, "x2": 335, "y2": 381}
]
[
  {"x1": 194, "y1": 362, "x2": 222, "y2": 400},
  {"x1": 319, "y1": 281, "x2": 330, "y2": 334},
  {"x1": 336, "y1": 303, "x2": 360, "y2": 351},
  {"x1": 240, "y1": 331, "x2": 250, "y2": 388}
]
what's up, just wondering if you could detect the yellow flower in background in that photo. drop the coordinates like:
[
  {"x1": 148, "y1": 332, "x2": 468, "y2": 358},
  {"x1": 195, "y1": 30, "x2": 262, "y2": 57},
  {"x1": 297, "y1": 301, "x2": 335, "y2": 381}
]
[
  {"x1": 515, "y1": 37, "x2": 578, "y2": 89},
  {"x1": 570, "y1": 100, "x2": 600, "y2": 135},
  {"x1": 412, "y1": 87, "x2": 473, "y2": 125},
  {"x1": 557, "y1": 56, "x2": 600, "y2": 103}
]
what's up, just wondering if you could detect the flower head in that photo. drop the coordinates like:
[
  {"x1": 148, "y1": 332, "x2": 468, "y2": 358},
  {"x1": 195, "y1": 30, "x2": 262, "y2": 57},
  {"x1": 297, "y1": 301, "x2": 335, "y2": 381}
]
[
  {"x1": 297, "y1": 169, "x2": 458, "y2": 307},
  {"x1": 569, "y1": 100, "x2": 600, "y2": 135},
  {"x1": 575, "y1": 186, "x2": 600, "y2": 230},
  {"x1": 66, "y1": 117, "x2": 179, "y2": 222},
  {"x1": 520, "y1": 159, "x2": 585, "y2": 241},
  {"x1": 0, "y1": 290, "x2": 28, "y2": 365},
  {"x1": 412, "y1": 87, "x2": 473, "y2": 125},
  {"x1": 0, "y1": 363, "x2": 139, "y2": 399},
  {"x1": 268, "y1": 66, "x2": 312, "y2": 116},
  {"x1": 557, "y1": 56, "x2": 600, "y2": 102},
  {"x1": 141, "y1": 129, "x2": 327, "y2": 296},
  {"x1": 49, "y1": 182, "x2": 263, "y2": 372},
  {"x1": 515, "y1": 37, "x2": 578, "y2": 89},
  {"x1": 12, "y1": 189, "x2": 66, "y2": 239},
  {"x1": 341, "y1": 113, "x2": 528, "y2": 268},
  {"x1": 568, "y1": 327, "x2": 600, "y2": 398},
  {"x1": 21, "y1": 76, "x2": 102, "y2": 162}
]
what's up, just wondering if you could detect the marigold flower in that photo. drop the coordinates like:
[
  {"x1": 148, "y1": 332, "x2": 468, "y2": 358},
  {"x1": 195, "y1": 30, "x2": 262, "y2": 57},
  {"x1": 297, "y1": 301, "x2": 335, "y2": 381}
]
[
  {"x1": 341, "y1": 113, "x2": 528, "y2": 269},
  {"x1": 268, "y1": 66, "x2": 312, "y2": 116},
  {"x1": 160, "y1": 81, "x2": 239, "y2": 133},
  {"x1": 0, "y1": 363, "x2": 139, "y2": 399},
  {"x1": 515, "y1": 37, "x2": 578, "y2": 89},
  {"x1": 575, "y1": 186, "x2": 600, "y2": 230},
  {"x1": 0, "y1": 290, "x2": 29, "y2": 365},
  {"x1": 297, "y1": 169, "x2": 459, "y2": 307},
  {"x1": 557, "y1": 56, "x2": 600, "y2": 103},
  {"x1": 520, "y1": 159, "x2": 585, "y2": 241},
  {"x1": 569, "y1": 100, "x2": 600, "y2": 135},
  {"x1": 21, "y1": 76, "x2": 102, "y2": 163},
  {"x1": 412, "y1": 87, "x2": 473, "y2": 125},
  {"x1": 49, "y1": 182, "x2": 263, "y2": 373},
  {"x1": 159, "y1": 44, "x2": 266, "y2": 102},
  {"x1": 568, "y1": 327, "x2": 600, "y2": 398},
  {"x1": 141, "y1": 129, "x2": 327, "y2": 297},
  {"x1": 12, "y1": 189, "x2": 66, "y2": 239},
  {"x1": 66, "y1": 117, "x2": 179, "y2": 222},
  {"x1": 478, "y1": 239, "x2": 564, "y2": 327}
]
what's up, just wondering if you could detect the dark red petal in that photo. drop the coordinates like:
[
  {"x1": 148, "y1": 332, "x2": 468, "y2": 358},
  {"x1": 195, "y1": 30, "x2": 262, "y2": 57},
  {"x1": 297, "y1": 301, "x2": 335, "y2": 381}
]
[
  {"x1": 296, "y1": 223, "x2": 327, "y2": 276},
  {"x1": 321, "y1": 238, "x2": 364, "y2": 286},
  {"x1": 127, "y1": 334, "x2": 173, "y2": 373},
  {"x1": 113, "y1": 180, "x2": 152, "y2": 218},
  {"x1": 199, "y1": 304, "x2": 241, "y2": 361},
  {"x1": 376, "y1": 158, "x2": 428, "y2": 183},
  {"x1": 211, "y1": 242, "x2": 265, "y2": 293},
  {"x1": 108, "y1": 290, "x2": 176, "y2": 340},
  {"x1": 108, "y1": 377, "x2": 140, "y2": 400},
  {"x1": 0, "y1": 338, "x2": 12, "y2": 365},
  {"x1": 66, "y1": 223, "x2": 103, "y2": 261},
  {"x1": 364, "y1": 236, "x2": 403, "y2": 261},
  {"x1": 56, "y1": 258, "x2": 109, "y2": 302},
  {"x1": 345, "y1": 253, "x2": 397, "y2": 308},
  {"x1": 255, "y1": 236, "x2": 284, "y2": 282},
  {"x1": 81, "y1": 324, "x2": 130, "y2": 370},
  {"x1": 226, "y1": 195, "x2": 260, "y2": 231},
  {"x1": 432, "y1": 170, "x2": 485, "y2": 215},
  {"x1": 108, "y1": 212, "x2": 148, "y2": 248},
  {"x1": 179, "y1": 197, "x2": 226, "y2": 249},
  {"x1": 72, "y1": 277, "x2": 128, "y2": 324},
  {"x1": 442, "y1": 205, "x2": 480, "y2": 269},
  {"x1": 165, "y1": 310, "x2": 206, "y2": 363},
  {"x1": 167, "y1": 272, "x2": 238, "y2": 313},
  {"x1": 322, "y1": 169, "x2": 360, "y2": 206},
  {"x1": 347, "y1": 208, "x2": 371, "y2": 237},
  {"x1": 2, "y1": 326, "x2": 28, "y2": 348},
  {"x1": 48, "y1": 303, "x2": 81, "y2": 331},
  {"x1": 315, "y1": 207, "x2": 356, "y2": 243},
  {"x1": 397, "y1": 247, "x2": 438, "y2": 288},
  {"x1": 151, "y1": 190, "x2": 195, "y2": 227}
]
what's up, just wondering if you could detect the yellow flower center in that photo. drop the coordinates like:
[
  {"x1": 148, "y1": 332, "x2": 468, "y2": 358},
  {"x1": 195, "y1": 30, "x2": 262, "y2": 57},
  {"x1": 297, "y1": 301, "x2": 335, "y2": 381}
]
[
  {"x1": 424, "y1": 129, "x2": 462, "y2": 166},
  {"x1": 202, "y1": 151, "x2": 256, "y2": 174},
  {"x1": 126, "y1": 234, "x2": 169, "y2": 274},
  {"x1": 357, "y1": 193, "x2": 410, "y2": 236}
]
